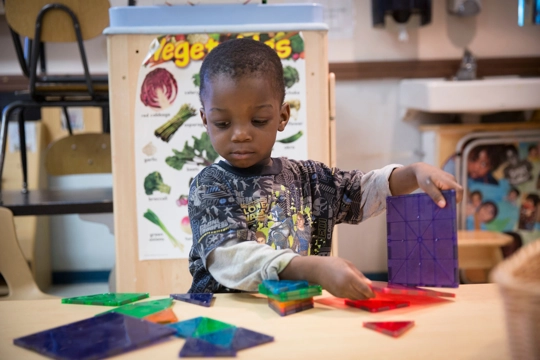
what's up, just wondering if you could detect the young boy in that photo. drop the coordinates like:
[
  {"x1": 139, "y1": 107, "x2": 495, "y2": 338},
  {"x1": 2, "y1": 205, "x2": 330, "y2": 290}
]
[{"x1": 188, "y1": 38, "x2": 463, "y2": 300}]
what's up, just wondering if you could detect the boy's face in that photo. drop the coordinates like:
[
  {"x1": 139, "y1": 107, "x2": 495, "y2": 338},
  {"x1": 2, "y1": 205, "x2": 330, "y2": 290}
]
[{"x1": 200, "y1": 74, "x2": 289, "y2": 168}]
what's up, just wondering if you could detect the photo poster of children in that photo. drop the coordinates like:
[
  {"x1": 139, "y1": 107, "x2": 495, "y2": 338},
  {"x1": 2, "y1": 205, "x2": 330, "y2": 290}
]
[{"x1": 463, "y1": 141, "x2": 540, "y2": 246}]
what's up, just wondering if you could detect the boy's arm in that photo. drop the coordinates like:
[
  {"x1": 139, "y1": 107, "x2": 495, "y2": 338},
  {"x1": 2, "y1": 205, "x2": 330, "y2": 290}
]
[
  {"x1": 280, "y1": 256, "x2": 374, "y2": 300},
  {"x1": 333, "y1": 163, "x2": 402, "y2": 224},
  {"x1": 207, "y1": 240, "x2": 298, "y2": 291},
  {"x1": 389, "y1": 162, "x2": 463, "y2": 207}
]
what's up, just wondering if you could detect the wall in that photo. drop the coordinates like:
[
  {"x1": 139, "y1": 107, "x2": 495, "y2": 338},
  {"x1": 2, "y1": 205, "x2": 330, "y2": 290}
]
[
  {"x1": 328, "y1": 0, "x2": 540, "y2": 273},
  {"x1": 1, "y1": 0, "x2": 540, "y2": 275}
]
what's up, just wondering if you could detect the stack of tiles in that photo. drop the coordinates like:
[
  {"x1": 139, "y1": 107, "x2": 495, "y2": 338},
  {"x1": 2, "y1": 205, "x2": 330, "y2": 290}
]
[{"x1": 258, "y1": 280, "x2": 322, "y2": 316}]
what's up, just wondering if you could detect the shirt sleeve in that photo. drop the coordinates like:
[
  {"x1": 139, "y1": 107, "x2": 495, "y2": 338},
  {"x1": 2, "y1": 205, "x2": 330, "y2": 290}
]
[
  {"x1": 189, "y1": 173, "x2": 253, "y2": 269},
  {"x1": 333, "y1": 163, "x2": 402, "y2": 224},
  {"x1": 207, "y1": 240, "x2": 299, "y2": 292}
]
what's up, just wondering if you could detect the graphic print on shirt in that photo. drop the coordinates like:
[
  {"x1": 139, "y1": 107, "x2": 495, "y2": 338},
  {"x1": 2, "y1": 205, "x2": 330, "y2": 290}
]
[{"x1": 188, "y1": 159, "x2": 368, "y2": 293}]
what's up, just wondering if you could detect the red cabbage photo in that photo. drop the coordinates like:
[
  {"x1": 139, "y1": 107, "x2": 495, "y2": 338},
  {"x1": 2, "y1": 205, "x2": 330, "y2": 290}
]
[{"x1": 140, "y1": 68, "x2": 178, "y2": 109}]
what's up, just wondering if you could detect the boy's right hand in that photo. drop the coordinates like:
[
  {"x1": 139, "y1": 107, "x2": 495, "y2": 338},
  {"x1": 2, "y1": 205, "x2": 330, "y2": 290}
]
[
  {"x1": 316, "y1": 257, "x2": 375, "y2": 300},
  {"x1": 280, "y1": 256, "x2": 375, "y2": 300}
]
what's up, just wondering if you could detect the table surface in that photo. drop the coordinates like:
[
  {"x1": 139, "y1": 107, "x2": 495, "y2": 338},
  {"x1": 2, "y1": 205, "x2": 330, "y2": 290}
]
[
  {"x1": 458, "y1": 230, "x2": 513, "y2": 247},
  {"x1": 0, "y1": 284, "x2": 509, "y2": 360}
]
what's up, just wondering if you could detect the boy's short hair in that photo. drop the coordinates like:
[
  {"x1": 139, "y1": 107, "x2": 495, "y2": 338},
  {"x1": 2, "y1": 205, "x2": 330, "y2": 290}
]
[{"x1": 199, "y1": 38, "x2": 285, "y2": 105}]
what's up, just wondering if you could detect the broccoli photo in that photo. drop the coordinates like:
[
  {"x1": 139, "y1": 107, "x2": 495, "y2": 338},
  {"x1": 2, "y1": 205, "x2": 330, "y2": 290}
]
[
  {"x1": 144, "y1": 171, "x2": 171, "y2": 195},
  {"x1": 192, "y1": 73, "x2": 200, "y2": 87},
  {"x1": 283, "y1": 66, "x2": 300, "y2": 89}
]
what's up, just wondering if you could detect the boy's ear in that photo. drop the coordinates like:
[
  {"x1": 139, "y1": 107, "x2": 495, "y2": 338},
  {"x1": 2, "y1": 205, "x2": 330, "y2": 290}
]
[
  {"x1": 278, "y1": 102, "x2": 290, "y2": 132},
  {"x1": 200, "y1": 108, "x2": 208, "y2": 129}
]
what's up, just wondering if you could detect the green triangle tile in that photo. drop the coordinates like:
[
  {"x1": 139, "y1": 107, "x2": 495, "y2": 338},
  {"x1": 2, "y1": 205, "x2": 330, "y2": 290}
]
[
  {"x1": 198, "y1": 327, "x2": 237, "y2": 347},
  {"x1": 192, "y1": 317, "x2": 236, "y2": 337},
  {"x1": 168, "y1": 317, "x2": 203, "y2": 338},
  {"x1": 98, "y1": 298, "x2": 173, "y2": 318},
  {"x1": 62, "y1": 293, "x2": 149, "y2": 306}
]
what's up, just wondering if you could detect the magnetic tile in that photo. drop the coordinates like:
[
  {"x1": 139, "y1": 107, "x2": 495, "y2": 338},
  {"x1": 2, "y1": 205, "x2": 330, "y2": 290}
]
[
  {"x1": 179, "y1": 337, "x2": 236, "y2": 357},
  {"x1": 386, "y1": 190, "x2": 459, "y2": 288},
  {"x1": 168, "y1": 317, "x2": 203, "y2": 338},
  {"x1": 261, "y1": 280, "x2": 309, "y2": 294},
  {"x1": 192, "y1": 317, "x2": 236, "y2": 337},
  {"x1": 231, "y1": 327, "x2": 274, "y2": 350},
  {"x1": 344, "y1": 299, "x2": 410, "y2": 312},
  {"x1": 198, "y1": 327, "x2": 237, "y2": 348},
  {"x1": 268, "y1": 300, "x2": 314, "y2": 316},
  {"x1": 13, "y1": 312, "x2": 175, "y2": 360},
  {"x1": 99, "y1": 298, "x2": 173, "y2": 318},
  {"x1": 144, "y1": 308, "x2": 178, "y2": 324},
  {"x1": 363, "y1": 321, "x2": 415, "y2": 338},
  {"x1": 259, "y1": 284, "x2": 322, "y2": 301},
  {"x1": 61, "y1": 292, "x2": 149, "y2": 306},
  {"x1": 370, "y1": 281, "x2": 455, "y2": 298},
  {"x1": 170, "y1": 293, "x2": 213, "y2": 307},
  {"x1": 267, "y1": 297, "x2": 314, "y2": 310}
]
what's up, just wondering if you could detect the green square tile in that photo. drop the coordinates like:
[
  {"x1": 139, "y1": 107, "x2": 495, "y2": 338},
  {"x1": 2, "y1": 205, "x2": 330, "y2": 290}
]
[
  {"x1": 97, "y1": 298, "x2": 173, "y2": 318},
  {"x1": 61, "y1": 293, "x2": 149, "y2": 306}
]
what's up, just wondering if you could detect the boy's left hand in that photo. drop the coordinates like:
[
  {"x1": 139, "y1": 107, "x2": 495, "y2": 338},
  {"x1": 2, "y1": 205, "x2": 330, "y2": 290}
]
[{"x1": 413, "y1": 163, "x2": 463, "y2": 208}]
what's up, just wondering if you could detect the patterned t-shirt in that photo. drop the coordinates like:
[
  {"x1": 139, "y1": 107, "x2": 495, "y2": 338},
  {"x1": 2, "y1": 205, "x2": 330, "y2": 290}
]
[{"x1": 188, "y1": 157, "x2": 372, "y2": 293}]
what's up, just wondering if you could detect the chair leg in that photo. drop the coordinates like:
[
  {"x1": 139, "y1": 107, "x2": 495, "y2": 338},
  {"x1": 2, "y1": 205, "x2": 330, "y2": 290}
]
[
  {"x1": 62, "y1": 106, "x2": 73, "y2": 135},
  {"x1": 102, "y1": 105, "x2": 110, "y2": 134},
  {"x1": 0, "y1": 102, "x2": 25, "y2": 196},
  {"x1": 17, "y1": 109, "x2": 29, "y2": 193}
]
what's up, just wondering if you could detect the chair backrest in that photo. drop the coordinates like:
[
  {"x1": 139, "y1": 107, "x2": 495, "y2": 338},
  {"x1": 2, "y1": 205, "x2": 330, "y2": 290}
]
[
  {"x1": 45, "y1": 133, "x2": 112, "y2": 176},
  {"x1": 5, "y1": 0, "x2": 110, "y2": 42},
  {"x1": 0, "y1": 207, "x2": 54, "y2": 300}
]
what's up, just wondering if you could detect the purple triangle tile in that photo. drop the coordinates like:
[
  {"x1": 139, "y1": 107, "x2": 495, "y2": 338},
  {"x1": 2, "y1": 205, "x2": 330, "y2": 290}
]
[
  {"x1": 231, "y1": 327, "x2": 274, "y2": 351},
  {"x1": 386, "y1": 190, "x2": 458, "y2": 288},
  {"x1": 171, "y1": 293, "x2": 213, "y2": 307},
  {"x1": 179, "y1": 337, "x2": 236, "y2": 357}
]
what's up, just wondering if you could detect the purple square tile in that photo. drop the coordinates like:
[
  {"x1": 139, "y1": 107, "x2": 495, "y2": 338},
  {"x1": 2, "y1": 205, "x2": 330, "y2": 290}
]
[
  {"x1": 170, "y1": 293, "x2": 213, "y2": 307},
  {"x1": 386, "y1": 190, "x2": 458, "y2": 288},
  {"x1": 179, "y1": 337, "x2": 236, "y2": 357},
  {"x1": 13, "y1": 312, "x2": 175, "y2": 360}
]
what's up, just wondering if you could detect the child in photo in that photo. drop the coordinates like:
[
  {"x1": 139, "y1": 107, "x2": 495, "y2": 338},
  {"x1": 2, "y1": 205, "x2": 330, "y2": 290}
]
[{"x1": 188, "y1": 39, "x2": 463, "y2": 299}]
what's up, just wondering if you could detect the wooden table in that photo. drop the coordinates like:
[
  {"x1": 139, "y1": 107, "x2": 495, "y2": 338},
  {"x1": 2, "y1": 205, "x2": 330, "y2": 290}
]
[
  {"x1": 0, "y1": 284, "x2": 510, "y2": 359},
  {"x1": 458, "y1": 230, "x2": 513, "y2": 269}
]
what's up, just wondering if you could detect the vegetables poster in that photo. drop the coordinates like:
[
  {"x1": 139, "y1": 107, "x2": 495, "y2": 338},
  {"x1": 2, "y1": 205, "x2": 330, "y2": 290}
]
[{"x1": 134, "y1": 32, "x2": 308, "y2": 260}]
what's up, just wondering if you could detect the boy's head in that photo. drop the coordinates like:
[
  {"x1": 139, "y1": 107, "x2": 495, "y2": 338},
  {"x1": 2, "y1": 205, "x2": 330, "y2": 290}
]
[{"x1": 199, "y1": 38, "x2": 289, "y2": 168}]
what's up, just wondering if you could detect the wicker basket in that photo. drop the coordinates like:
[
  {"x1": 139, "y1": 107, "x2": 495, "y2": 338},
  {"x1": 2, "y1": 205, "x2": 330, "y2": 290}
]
[{"x1": 490, "y1": 240, "x2": 540, "y2": 360}]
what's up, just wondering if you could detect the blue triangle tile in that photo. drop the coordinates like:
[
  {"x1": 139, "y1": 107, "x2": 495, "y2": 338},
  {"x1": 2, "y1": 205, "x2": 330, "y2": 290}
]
[
  {"x1": 231, "y1": 327, "x2": 274, "y2": 351},
  {"x1": 168, "y1": 317, "x2": 203, "y2": 338},
  {"x1": 171, "y1": 293, "x2": 214, "y2": 307},
  {"x1": 179, "y1": 337, "x2": 236, "y2": 357},
  {"x1": 199, "y1": 327, "x2": 237, "y2": 348}
]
